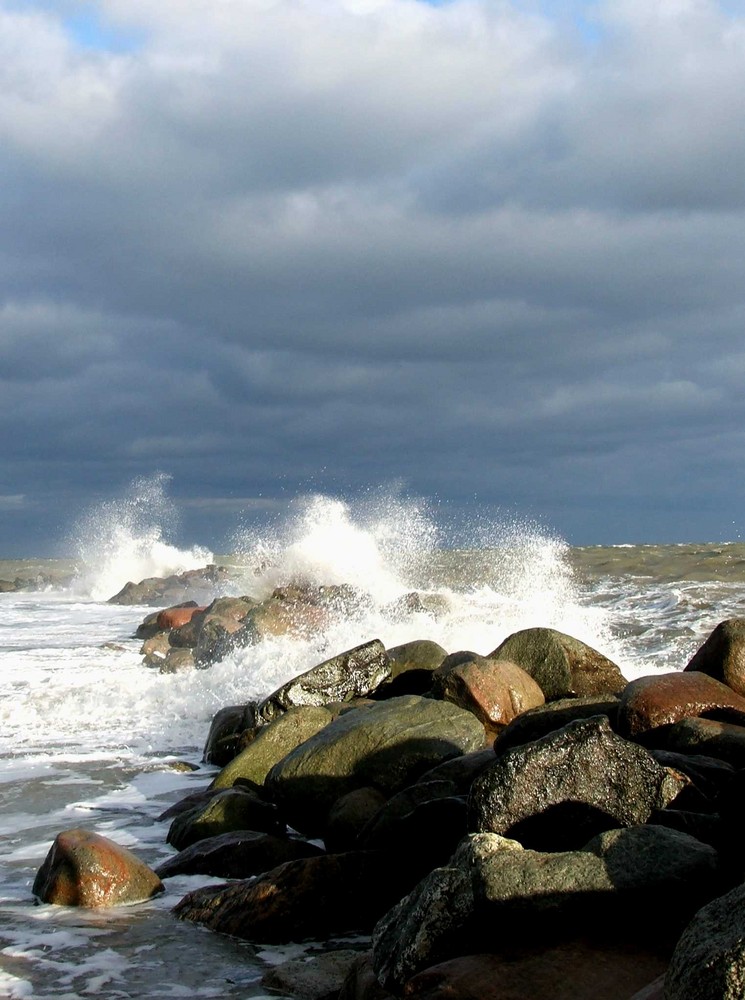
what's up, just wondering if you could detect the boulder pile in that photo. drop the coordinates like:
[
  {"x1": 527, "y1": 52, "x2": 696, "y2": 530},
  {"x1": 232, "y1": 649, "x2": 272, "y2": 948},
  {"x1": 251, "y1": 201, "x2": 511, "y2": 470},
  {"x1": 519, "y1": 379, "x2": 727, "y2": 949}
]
[{"x1": 33, "y1": 598, "x2": 745, "y2": 999}]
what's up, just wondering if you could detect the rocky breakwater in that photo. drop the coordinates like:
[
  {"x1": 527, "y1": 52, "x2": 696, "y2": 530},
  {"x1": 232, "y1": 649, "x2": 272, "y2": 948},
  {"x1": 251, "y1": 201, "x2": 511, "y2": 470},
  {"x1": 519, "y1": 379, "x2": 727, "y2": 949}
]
[{"x1": 32, "y1": 599, "x2": 745, "y2": 1000}]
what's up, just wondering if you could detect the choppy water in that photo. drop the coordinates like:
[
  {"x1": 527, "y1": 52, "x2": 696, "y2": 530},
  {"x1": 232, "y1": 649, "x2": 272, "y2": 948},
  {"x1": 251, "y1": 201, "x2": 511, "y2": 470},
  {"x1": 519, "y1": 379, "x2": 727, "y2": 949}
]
[{"x1": 2, "y1": 490, "x2": 745, "y2": 998}]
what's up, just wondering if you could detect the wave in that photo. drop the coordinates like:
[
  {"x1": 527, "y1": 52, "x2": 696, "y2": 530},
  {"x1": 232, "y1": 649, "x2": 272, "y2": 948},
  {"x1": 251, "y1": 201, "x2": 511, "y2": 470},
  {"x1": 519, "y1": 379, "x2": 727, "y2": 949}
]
[{"x1": 66, "y1": 474, "x2": 213, "y2": 602}]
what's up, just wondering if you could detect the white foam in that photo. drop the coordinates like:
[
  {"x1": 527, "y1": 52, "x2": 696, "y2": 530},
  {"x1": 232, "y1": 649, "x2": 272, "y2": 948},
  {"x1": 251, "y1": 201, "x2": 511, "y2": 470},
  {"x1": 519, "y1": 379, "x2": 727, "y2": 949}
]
[{"x1": 66, "y1": 474, "x2": 213, "y2": 602}]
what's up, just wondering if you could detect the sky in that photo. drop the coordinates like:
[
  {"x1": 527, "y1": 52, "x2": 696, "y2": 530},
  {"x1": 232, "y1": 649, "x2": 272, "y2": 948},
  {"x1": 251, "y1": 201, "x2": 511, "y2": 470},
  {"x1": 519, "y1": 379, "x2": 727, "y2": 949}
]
[{"x1": 2, "y1": 0, "x2": 745, "y2": 556}]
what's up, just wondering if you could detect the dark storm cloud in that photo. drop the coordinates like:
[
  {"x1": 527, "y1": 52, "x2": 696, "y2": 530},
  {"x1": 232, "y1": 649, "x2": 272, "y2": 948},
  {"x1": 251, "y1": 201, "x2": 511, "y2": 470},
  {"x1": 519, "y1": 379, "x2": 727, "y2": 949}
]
[{"x1": 2, "y1": 0, "x2": 745, "y2": 553}]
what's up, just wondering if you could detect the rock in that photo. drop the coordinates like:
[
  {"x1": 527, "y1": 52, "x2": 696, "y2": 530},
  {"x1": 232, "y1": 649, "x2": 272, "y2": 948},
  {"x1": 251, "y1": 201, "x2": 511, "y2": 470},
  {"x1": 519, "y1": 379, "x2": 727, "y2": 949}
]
[
  {"x1": 325, "y1": 787, "x2": 389, "y2": 853},
  {"x1": 259, "y1": 639, "x2": 392, "y2": 723},
  {"x1": 32, "y1": 829, "x2": 163, "y2": 907},
  {"x1": 685, "y1": 619, "x2": 745, "y2": 696},
  {"x1": 174, "y1": 850, "x2": 418, "y2": 942},
  {"x1": 647, "y1": 749, "x2": 735, "y2": 806},
  {"x1": 202, "y1": 703, "x2": 261, "y2": 766},
  {"x1": 107, "y1": 565, "x2": 230, "y2": 605},
  {"x1": 141, "y1": 631, "x2": 171, "y2": 666},
  {"x1": 156, "y1": 604, "x2": 206, "y2": 630},
  {"x1": 617, "y1": 671, "x2": 745, "y2": 738},
  {"x1": 415, "y1": 749, "x2": 496, "y2": 794},
  {"x1": 636, "y1": 716, "x2": 745, "y2": 767},
  {"x1": 665, "y1": 881, "x2": 745, "y2": 999},
  {"x1": 156, "y1": 830, "x2": 323, "y2": 879},
  {"x1": 168, "y1": 596, "x2": 257, "y2": 649},
  {"x1": 211, "y1": 706, "x2": 334, "y2": 789},
  {"x1": 166, "y1": 786, "x2": 284, "y2": 850},
  {"x1": 431, "y1": 657, "x2": 545, "y2": 733},
  {"x1": 266, "y1": 695, "x2": 486, "y2": 836},
  {"x1": 360, "y1": 792, "x2": 468, "y2": 875},
  {"x1": 468, "y1": 716, "x2": 687, "y2": 850},
  {"x1": 262, "y1": 949, "x2": 362, "y2": 1000},
  {"x1": 488, "y1": 628, "x2": 625, "y2": 700},
  {"x1": 372, "y1": 640, "x2": 449, "y2": 698},
  {"x1": 372, "y1": 826, "x2": 719, "y2": 991},
  {"x1": 158, "y1": 647, "x2": 194, "y2": 673},
  {"x1": 338, "y1": 954, "x2": 395, "y2": 1000},
  {"x1": 137, "y1": 606, "x2": 193, "y2": 639},
  {"x1": 388, "y1": 640, "x2": 448, "y2": 677},
  {"x1": 400, "y1": 944, "x2": 668, "y2": 1000},
  {"x1": 494, "y1": 696, "x2": 620, "y2": 753}
]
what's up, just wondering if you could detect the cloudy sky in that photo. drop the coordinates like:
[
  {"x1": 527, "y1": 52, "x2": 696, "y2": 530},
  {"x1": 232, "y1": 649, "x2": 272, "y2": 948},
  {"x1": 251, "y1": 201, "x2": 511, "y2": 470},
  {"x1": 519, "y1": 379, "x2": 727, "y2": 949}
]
[{"x1": 2, "y1": 0, "x2": 745, "y2": 555}]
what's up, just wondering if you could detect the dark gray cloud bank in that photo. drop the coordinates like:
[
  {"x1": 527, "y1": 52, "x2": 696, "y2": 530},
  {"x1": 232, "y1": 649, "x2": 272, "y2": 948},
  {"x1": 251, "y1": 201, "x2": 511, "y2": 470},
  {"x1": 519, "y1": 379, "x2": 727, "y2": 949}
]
[{"x1": 2, "y1": 0, "x2": 745, "y2": 555}]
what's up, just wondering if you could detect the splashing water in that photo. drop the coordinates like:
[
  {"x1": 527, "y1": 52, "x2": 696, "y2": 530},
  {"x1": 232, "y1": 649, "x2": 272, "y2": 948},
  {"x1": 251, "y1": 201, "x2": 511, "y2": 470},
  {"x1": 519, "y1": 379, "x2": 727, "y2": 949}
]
[
  {"x1": 233, "y1": 493, "x2": 439, "y2": 604},
  {"x1": 68, "y1": 474, "x2": 213, "y2": 602}
]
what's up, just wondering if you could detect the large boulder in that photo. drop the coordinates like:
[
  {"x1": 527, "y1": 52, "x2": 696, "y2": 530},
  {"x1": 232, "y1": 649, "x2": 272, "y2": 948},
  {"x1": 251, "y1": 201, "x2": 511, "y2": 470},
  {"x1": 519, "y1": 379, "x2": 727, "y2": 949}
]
[
  {"x1": 174, "y1": 850, "x2": 418, "y2": 942},
  {"x1": 685, "y1": 619, "x2": 745, "y2": 696},
  {"x1": 618, "y1": 671, "x2": 745, "y2": 738},
  {"x1": 156, "y1": 830, "x2": 323, "y2": 879},
  {"x1": 262, "y1": 949, "x2": 362, "y2": 1000},
  {"x1": 372, "y1": 826, "x2": 719, "y2": 991},
  {"x1": 468, "y1": 716, "x2": 687, "y2": 850},
  {"x1": 488, "y1": 628, "x2": 625, "y2": 700},
  {"x1": 166, "y1": 786, "x2": 284, "y2": 850},
  {"x1": 259, "y1": 640, "x2": 392, "y2": 723},
  {"x1": 211, "y1": 705, "x2": 334, "y2": 790},
  {"x1": 431, "y1": 657, "x2": 545, "y2": 733},
  {"x1": 665, "y1": 881, "x2": 745, "y2": 999},
  {"x1": 32, "y1": 829, "x2": 163, "y2": 907},
  {"x1": 266, "y1": 695, "x2": 486, "y2": 836}
]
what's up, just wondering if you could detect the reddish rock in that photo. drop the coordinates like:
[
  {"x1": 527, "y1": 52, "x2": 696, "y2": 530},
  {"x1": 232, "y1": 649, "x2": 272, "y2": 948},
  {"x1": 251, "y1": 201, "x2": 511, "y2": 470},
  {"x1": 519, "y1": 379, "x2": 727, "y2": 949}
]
[
  {"x1": 617, "y1": 671, "x2": 745, "y2": 738},
  {"x1": 685, "y1": 619, "x2": 745, "y2": 696},
  {"x1": 401, "y1": 943, "x2": 667, "y2": 1000},
  {"x1": 157, "y1": 605, "x2": 206, "y2": 630},
  {"x1": 432, "y1": 657, "x2": 545, "y2": 732},
  {"x1": 32, "y1": 829, "x2": 163, "y2": 908}
]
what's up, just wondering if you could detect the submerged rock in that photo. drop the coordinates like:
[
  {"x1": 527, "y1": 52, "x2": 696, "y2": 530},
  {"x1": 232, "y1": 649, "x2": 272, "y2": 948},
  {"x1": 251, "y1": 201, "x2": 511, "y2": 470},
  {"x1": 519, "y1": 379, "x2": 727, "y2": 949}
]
[{"x1": 33, "y1": 829, "x2": 163, "y2": 908}]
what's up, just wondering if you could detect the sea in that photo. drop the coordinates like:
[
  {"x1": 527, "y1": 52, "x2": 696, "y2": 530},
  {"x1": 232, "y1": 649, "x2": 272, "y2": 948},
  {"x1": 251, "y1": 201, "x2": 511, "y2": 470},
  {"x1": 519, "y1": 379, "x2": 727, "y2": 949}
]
[{"x1": 2, "y1": 488, "x2": 745, "y2": 999}]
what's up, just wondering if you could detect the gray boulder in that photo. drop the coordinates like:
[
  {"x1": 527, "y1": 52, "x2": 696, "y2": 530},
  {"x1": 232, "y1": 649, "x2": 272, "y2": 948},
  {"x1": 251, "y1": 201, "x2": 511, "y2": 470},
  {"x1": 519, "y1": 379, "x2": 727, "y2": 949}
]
[
  {"x1": 488, "y1": 627, "x2": 625, "y2": 700},
  {"x1": 469, "y1": 716, "x2": 687, "y2": 850},
  {"x1": 665, "y1": 882, "x2": 745, "y2": 999},
  {"x1": 259, "y1": 639, "x2": 392, "y2": 723},
  {"x1": 372, "y1": 826, "x2": 719, "y2": 991}
]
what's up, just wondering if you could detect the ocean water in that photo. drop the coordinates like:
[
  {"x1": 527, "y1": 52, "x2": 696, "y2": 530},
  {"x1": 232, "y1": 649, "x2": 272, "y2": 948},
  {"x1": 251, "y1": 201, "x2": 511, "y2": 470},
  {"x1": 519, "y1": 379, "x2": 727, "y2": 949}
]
[{"x1": 2, "y1": 490, "x2": 745, "y2": 998}]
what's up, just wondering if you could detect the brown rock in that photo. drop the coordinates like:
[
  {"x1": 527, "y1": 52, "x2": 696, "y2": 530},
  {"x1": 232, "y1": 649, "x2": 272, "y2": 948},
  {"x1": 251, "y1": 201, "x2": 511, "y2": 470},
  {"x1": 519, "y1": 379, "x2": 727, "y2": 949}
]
[
  {"x1": 432, "y1": 657, "x2": 544, "y2": 733},
  {"x1": 32, "y1": 829, "x2": 163, "y2": 908},
  {"x1": 401, "y1": 943, "x2": 667, "y2": 1000},
  {"x1": 636, "y1": 716, "x2": 745, "y2": 768},
  {"x1": 157, "y1": 605, "x2": 207, "y2": 630},
  {"x1": 685, "y1": 619, "x2": 745, "y2": 696},
  {"x1": 617, "y1": 671, "x2": 745, "y2": 738}
]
